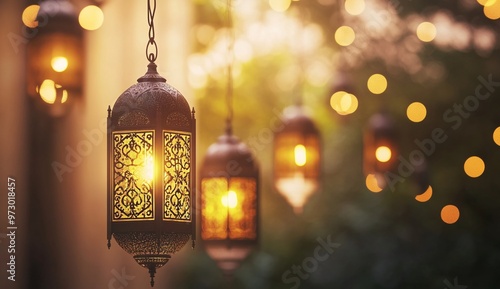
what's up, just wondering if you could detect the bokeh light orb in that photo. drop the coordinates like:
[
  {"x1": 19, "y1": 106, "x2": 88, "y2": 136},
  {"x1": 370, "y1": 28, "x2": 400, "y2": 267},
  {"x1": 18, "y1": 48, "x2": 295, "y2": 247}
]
[
  {"x1": 335, "y1": 26, "x2": 356, "y2": 47},
  {"x1": 493, "y1": 127, "x2": 500, "y2": 146},
  {"x1": 484, "y1": 0, "x2": 500, "y2": 20},
  {"x1": 79, "y1": 5, "x2": 104, "y2": 31},
  {"x1": 416, "y1": 21, "x2": 437, "y2": 42},
  {"x1": 269, "y1": 0, "x2": 292, "y2": 12},
  {"x1": 366, "y1": 174, "x2": 383, "y2": 193},
  {"x1": 375, "y1": 146, "x2": 392, "y2": 163},
  {"x1": 367, "y1": 74, "x2": 387, "y2": 94},
  {"x1": 22, "y1": 5, "x2": 40, "y2": 28},
  {"x1": 464, "y1": 156, "x2": 485, "y2": 178},
  {"x1": 51, "y1": 56, "x2": 68, "y2": 72},
  {"x1": 406, "y1": 102, "x2": 427, "y2": 122},
  {"x1": 345, "y1": 0, "x2": 365, "y2": 15},
  {"x1": 441, "y1": 205, "x2": 460, "y2": 224},
  {"x1": 330, "y1": 91, "x2": 358, "y2": 115}
]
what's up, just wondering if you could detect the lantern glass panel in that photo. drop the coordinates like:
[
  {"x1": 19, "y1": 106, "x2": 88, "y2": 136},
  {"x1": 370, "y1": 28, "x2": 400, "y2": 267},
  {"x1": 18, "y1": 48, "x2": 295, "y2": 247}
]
[
  {"x1": 275, "y1": 133, "x2": 320, "y2": 178},
  {"x1": 163, "y1": 131, "x2": 192, "y2": 221},
  {"x1": 201, "y1": 177, "x2": 257, "y2": 240},
  {"x1": 112, "y1": 131, "x2": 155, "y2": 221}
]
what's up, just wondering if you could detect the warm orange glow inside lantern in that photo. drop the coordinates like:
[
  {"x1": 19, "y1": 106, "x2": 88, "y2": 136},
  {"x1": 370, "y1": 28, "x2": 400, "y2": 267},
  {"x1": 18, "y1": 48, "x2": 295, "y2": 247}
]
[
  {"x1": 26, "y1": 0, "x2": 83, "y2": 117},
  {"x1": 363, "y1": 112, "x2": 398, "y2": 190},
  {"x1": 200, "y1": 128, "x2": 259, "y2": 276},
  {"x1": 274, "y1": 105, "x2": 321, "y2": 214}
]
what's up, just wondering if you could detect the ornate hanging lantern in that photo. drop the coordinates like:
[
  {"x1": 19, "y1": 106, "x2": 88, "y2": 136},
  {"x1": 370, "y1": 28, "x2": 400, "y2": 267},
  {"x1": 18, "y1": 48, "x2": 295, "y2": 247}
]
[
  {"x1": 107, "y1": 0, "x2": 195, "y2": 286},
  {"x1": 273, "y1": 105, "x2": 321, "y2": 214},
  {"x1": 200, "y1": 124, "x2": 259, "y2": 275},
  {"x1": 363, "y1": 112, "x2": 398, "y2": 190},
  {"x1": 199, "y1": 0, "x2": 259, "y2": 276},
  {"x1": 26, "y1": 0, "x2": 83, "y2": 117}
]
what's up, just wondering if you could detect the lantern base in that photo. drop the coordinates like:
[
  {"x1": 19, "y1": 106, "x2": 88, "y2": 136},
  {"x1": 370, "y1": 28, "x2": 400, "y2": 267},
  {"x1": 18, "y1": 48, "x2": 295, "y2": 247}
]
[
  {"x1": 134, "y1": 254, "x2": 171, "y2": 287},
  {"x1": 204, "y1": 241, "x2": 254, "y2": 276}
]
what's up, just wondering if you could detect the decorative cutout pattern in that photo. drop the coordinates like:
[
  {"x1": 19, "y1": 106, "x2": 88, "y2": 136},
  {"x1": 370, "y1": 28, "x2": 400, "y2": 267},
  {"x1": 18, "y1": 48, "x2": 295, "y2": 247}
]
[
  {"x1": 163, "y1": 131, "x2": 192, "y2": 221},
  {"x1": 113, "y1": 131, "x2": 154, "y2": 220}
]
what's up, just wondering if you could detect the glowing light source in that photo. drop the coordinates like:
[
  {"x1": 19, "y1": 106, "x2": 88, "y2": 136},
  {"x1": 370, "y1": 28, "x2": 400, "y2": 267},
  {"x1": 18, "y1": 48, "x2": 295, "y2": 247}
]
[
  {"x1": 493, "y1": 127, "x2": 500, "y2": 146},
  {"x1": 345, "y1": 0, "x2": 365, "y2": 15},
  {"x1": 79, "y1": 5, "x2": 104, "y2": 31},
  {"x1": 484, "y1": 0, "x2": 500, "y2": 20},
  {"x1": 375, "y1": 146, "x2": 392, "y2": 163},
  {"x1": 51, "y1": 56, "x2": 69, "y2": 72},
  {"x1": 294, "y1": 144, "x2": 307, "y2": 167},
  {"x1": 365, "y1": 174, "x2": 383, "y2": 193},
  {"x1": 269, "y1": 0, "x2": 292, "y2": 12},
  {"x1": 406, "y1": 102, "x2": 427, "y2": 122},
  {"x1": 416, "y1": 22, "x2": 437, "y2": 42},
  {"x1": 221, "y1": 191, "x2": 238, "y2": 208},
  {"x1": 36, "y1": 79, "x2": 68, "y2": 104},
  {"x1": 22, "y1": 5, "x2": 40, "y2": 28},
  {"x1": 334, "y1": 26, "x2": 355, "y2": 47},
  {"x1": 415, "y1": 185, "x2": 433, "y2": 202},
  {"x1": 464, "y1": 156, "x2": 485, "y2": 178},
  {"x1": 367, "y1": 74, "x2": 387, "y2": 94},
  {"x1": 441, "y1": 205, "x2": 460, "y2": 224}
]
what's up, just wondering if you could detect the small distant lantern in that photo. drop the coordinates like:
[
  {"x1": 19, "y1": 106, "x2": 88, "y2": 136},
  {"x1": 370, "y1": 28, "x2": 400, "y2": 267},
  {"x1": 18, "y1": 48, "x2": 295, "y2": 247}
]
[
  {"x1": 26, "y1": 0, "x2": 83, "y2": 117},
  {"x1": 363, "y1": 112, "x2": 398, "y2": 189},
  {"x1": 273, "y1": 105, "x2": 321, "y2": 214},
  {"x1": 200, "y1": 126, "x2": 259, "y2": 276}
]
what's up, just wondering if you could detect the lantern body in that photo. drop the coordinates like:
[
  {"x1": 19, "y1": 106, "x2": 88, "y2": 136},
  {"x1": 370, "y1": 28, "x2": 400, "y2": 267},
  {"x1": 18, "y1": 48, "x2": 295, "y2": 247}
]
[
  {"x1": 107, "y1": 63, "x2": 196, "y2": 281},
  {"x1": 200, "y1": 132, "x2": 259, "y2": 275},
  {"x1": 363, "y1": 112, "x2": 398, "y2": 189},
  {"x1": 26, "y1": 0, "x2": 83, "y2": 116},
  {"x1": 274, "y1": 105, "x2": 320, "y2": 214}
]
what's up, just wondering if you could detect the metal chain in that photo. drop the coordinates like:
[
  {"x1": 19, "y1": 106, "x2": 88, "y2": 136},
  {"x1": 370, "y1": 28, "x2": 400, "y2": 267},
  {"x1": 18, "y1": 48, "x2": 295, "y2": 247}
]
[
  {"x1": 226, "y1": 0, "x2": 234, "y2": 131},
  {"x1": 146, "y1": 0, "x2": 158, "y2": 62}
]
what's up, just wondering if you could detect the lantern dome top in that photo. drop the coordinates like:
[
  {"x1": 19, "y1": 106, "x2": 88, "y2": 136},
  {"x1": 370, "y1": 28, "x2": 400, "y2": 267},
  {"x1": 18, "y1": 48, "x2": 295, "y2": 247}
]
[
  {"x1": 280, "y1": 105, "x2": 319, "y2": 135},
  {"x1": 110, "y1": 62, "x2": 193, "y2": 130},
  {"x1": 201, "y1": 131, "x2": 258, "y2": 178}
]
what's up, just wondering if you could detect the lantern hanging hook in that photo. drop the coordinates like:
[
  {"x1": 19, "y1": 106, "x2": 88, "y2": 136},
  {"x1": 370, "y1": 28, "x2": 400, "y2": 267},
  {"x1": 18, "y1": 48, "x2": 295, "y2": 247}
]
[{"x1": 145, "y1": 0, "x2": 158, "y2": 63}]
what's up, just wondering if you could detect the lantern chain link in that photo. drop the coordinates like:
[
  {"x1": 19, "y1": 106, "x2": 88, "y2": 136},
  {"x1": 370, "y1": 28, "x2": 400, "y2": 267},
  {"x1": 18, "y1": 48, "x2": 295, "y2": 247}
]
[
  {"x1": 225, "y1": 0, "x2": 234, "y2": 134},
  {"x1": 146, "y1": 0, "x2": 158, "y2": 62}
]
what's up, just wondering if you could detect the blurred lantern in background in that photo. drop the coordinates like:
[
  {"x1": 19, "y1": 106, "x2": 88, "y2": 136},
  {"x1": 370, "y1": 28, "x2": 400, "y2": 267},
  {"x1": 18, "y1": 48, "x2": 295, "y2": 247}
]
[
  {"x1": 107, "y1": 0, "x2": 196, "y2": 286},
  {"x1": 363, "y1": 112, "x2": 398, "y2": 191},
  {"x1": 200, "y1": 123, "x2": 260, "y2": 276},
  {"x1": 25, "y1": 0, "x2": 83, "y2": 117},
  {"x1": 274, "y1": 105, "x2": 321, "y2": 213},
  {"x1": 200, "y1": 0, "x2": 259, "y2": 275}
]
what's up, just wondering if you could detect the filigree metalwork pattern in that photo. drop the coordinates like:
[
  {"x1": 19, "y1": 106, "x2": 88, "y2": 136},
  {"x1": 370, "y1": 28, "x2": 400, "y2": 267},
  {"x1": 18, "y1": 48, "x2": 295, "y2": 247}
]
[
  {"x1": 118, "y1": 111, "x2": 150, "y2": 127},
  {"x1": 113, "y1": 232, "x2": 190, "y2": 256},
  {"x1": 163, "y1": 131, "x2": 191, "y2": 221},
  {"x1": 113, "y1": 131, "x2": 154, "y2": 221}
]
